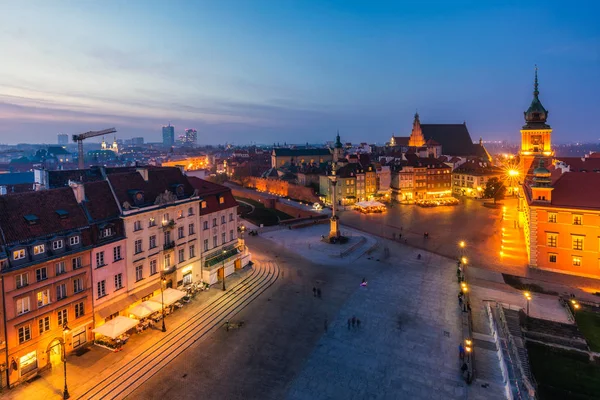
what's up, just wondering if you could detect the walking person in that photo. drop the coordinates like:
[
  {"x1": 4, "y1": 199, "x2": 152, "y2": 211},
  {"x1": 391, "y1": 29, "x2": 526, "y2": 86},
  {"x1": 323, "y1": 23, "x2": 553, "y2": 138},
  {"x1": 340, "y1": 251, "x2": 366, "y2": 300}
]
[
  {"x1": 313, "y1": 287, "x2": 317, "y2": 297},
  {"x1": 399, "y1": 233, "x2": 402, "y2": 240},
  {"x1": 356, "y1": 319, "x2": 361, "y2": 329},
  {"x1": 351, "y1": 316, "x2": 356, "y2": 329},
  {"x1": 317, "y1": 288, "x2": 322, "y2": 298}
]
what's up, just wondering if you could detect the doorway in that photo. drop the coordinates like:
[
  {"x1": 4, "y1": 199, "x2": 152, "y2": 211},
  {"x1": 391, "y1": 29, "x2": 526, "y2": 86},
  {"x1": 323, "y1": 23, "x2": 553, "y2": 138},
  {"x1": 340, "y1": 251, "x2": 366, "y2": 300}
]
[{"x1": 47, "y1": 339, "x2": 63, "y2": 367}]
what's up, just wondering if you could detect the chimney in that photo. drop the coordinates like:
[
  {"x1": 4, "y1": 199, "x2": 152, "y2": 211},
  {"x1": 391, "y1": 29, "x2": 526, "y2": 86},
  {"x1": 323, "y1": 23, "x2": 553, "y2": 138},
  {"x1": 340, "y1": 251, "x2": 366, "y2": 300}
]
[
  {"x1": 136, "y1": 168, "x2": 149, "y2": 181},
  {"x1": 68, "y1": 180, "x2": 85, "y2": 203}
]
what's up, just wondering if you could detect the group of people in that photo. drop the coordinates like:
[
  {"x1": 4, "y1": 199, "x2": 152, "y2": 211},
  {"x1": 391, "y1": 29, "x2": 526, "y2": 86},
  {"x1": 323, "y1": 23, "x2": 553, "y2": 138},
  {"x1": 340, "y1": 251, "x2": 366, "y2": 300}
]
[
  {"x1": 347, "y1": 315, "x2": 361, "y2": 330},
  {"x1": 312, "y1": 286, "x2": 322, "y2": 298},
  {"x1": 458, "y1": 292, "x2": 471, "y2": 312}
]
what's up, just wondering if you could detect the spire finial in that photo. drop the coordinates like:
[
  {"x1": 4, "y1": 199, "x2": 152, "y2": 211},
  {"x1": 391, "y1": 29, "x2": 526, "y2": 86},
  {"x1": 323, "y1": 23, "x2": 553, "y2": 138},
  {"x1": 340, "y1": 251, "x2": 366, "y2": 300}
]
[{"x1": 534, "y1": 64, "x2": 539, "y2": 97}]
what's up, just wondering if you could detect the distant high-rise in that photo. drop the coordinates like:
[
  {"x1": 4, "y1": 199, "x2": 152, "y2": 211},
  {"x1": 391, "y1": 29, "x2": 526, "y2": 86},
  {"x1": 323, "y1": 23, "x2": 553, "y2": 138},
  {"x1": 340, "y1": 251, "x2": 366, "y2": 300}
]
[
  {"x1": 58, "y1": 133, "x2": 69, "y2": 145},
  {"x1": 184, "y1": 129, "x2": 198, "y2": 147},
  {"x1": 162, "y1": 123, "x2": 175, "y2": 147}
]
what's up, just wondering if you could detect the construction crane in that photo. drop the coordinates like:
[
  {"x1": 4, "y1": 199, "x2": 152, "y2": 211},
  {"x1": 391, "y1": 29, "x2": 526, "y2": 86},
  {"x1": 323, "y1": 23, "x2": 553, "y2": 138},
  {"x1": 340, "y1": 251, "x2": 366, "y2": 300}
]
[{"x1": 73, "y1": 128, "x2": 116, "y2": 169}]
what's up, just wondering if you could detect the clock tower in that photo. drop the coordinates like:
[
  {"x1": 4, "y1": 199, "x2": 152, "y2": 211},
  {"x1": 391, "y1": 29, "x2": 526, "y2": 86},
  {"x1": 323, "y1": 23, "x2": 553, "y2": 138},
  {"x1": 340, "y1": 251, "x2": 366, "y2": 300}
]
[{"x1": 519, "y1": 66, "x2": 553, "y2": 181}]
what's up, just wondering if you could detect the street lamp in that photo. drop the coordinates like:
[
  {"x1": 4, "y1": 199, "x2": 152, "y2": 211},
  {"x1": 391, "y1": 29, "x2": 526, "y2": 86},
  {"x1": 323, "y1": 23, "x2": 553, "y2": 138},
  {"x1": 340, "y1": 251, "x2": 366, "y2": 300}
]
[
  {"x1": 524, "y1": 291, "x2": 532, "y2": 316},
  {"x1": 62, "y1": 324, "x2": 71, "y2": 400},
  {"x1": 221, "y1": 250, "x2": 227, "y2": 291},
  {"x1": 161, "y1": 277, "x2": 166, "y2": 332},
  {"x1": 459, "y1": 241, "x2": 465, "y2": 249}
]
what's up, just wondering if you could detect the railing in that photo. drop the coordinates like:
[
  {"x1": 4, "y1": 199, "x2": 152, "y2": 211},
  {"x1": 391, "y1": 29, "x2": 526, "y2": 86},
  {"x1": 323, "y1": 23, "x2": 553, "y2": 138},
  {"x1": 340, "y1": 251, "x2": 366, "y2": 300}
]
[{"x1": 163, "y1": 241, "x2": 175, "y2": 251}]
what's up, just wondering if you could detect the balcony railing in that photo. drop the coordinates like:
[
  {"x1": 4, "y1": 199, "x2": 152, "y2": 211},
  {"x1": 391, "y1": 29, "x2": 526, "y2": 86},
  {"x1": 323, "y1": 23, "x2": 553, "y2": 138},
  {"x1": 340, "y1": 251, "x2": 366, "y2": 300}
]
[{"x1": 163, "y1": 241, "x2": 176, "y2": 251}]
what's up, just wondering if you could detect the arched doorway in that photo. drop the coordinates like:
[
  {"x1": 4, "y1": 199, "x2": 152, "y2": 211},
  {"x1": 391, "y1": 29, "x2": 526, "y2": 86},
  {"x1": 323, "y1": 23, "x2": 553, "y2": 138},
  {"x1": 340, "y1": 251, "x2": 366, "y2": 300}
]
[{"x1": 46, "y1": 338, "x2": 64, "y2": 368}]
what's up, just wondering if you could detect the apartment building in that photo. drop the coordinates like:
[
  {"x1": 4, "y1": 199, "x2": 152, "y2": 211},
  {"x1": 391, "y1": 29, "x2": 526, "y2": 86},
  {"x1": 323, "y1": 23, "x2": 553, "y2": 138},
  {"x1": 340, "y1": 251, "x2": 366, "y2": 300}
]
[{"x1": 0, "y1": 188, "x2": 94, "y2": 387}]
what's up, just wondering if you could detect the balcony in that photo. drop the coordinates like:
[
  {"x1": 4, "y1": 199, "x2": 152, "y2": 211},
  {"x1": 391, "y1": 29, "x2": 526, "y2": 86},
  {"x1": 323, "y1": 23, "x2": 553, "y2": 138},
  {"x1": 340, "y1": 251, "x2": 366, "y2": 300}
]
[
  {"x1": 163, "y1": 241, "x2": 176, "y2": 251},
  {"x1": 162, "y1": 220, "x2": 176, "y2": 231}
]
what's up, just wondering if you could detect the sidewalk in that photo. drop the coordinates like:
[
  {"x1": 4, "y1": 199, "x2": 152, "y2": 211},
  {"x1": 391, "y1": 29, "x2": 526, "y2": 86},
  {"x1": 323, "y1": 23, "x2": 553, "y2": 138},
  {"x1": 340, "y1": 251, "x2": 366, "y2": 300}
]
[{"x1": 3, "y1": 267, "x2": 256, "y2": 400}]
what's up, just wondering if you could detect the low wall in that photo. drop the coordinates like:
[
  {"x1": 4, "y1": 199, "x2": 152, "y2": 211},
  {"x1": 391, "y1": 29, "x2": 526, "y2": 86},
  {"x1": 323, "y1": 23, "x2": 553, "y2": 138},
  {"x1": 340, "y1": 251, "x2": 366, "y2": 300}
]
[
  {"x1": 244, "y1": 177, "x2": 321, "y2": 204},
  {"x1": 231, "y1": 187, "x2": 320, "y2": 219}
]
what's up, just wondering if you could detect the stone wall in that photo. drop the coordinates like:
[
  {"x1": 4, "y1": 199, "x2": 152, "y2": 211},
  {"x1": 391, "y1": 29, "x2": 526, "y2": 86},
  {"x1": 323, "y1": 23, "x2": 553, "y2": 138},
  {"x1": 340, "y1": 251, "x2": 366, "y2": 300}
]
[
  {"x1": 230, "y1": 186, "x2": 320, "y2": 219},
  {"x1": 243, "y1": 177, "x2": 321, "y2": 204}
]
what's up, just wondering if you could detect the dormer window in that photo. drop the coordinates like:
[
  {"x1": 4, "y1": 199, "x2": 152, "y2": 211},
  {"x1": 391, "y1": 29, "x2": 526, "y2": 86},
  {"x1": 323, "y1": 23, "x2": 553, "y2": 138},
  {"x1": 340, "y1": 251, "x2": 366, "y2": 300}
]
[
  {"x1": 130, "y1": 190, "x2": 145, "y2": 206},
  {"x1": 55, "y1": 209, "x2": 69, "y2": 219},
  {"x1": 101, "y1": 227, "x2": 114, "y2": 238},
  {"x1": 33, "y1": 245, "x2": 45, "y2": 255},
  {"x1": 69, "y1": 236, "x2": 80, "y2": 246},
  {"x1": 13, "y1": 249, "x2": 26, "y2": 260},
  {"x1": 24, "y1": 214, "x2": 39, "y2": 225},
  {"x1": 172, "y1": 184, "x2": 185, "y2": 197},
  {"x1": 219, "y1": 197, "x2": 225, "y2": 204},
  {"x1": 52, "y1": 240, "x2": 64, "y2": 250},
  {"x1": 201, "y1": 201, "x2": 207, "y2": 209}
]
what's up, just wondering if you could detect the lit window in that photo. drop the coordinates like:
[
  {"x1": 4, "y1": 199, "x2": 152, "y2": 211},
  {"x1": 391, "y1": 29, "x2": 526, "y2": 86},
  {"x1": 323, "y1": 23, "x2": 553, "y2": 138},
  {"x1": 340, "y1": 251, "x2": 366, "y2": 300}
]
[
  {"x1": 13, "y1": 249, "x2": 26, "y2": 260},
  {"x1": 201, "y1": 201, "x2": 207, "y2": 209},
  {"x1": 219, "y1": 197, "x2": 225, "y2": 204},
  {"x1": 572, "y1": 256, "x2": 581, "y2": 266},
  {"x1": 37, "y1": 289, "x2": 51, "y2": 307},
  {"x1": 572, "y1": 235, "x2": 584, "y2": 251},
  {"x1": 573, "y1": 214, "x2": 582, "y2": 225},
  {"x1": 33, "y1": 245, "x2": 45, "y2": 255},
  {"x1": 547, "y1": 212, "x2": 557, "y2": 223},
  {"x1": 546, "y1": 232, "x2": 558, "y2": 248}
]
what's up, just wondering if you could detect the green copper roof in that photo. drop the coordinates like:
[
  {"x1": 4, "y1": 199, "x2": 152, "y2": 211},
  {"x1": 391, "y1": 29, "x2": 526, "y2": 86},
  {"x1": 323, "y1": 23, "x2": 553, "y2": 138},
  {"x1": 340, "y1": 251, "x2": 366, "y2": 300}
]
[
  {"x1": 524, "y1": 66, "x2": 549, "y2": 128},
  {"x1": 335, "y1": 130, "x2": 343, "y2": 148}
]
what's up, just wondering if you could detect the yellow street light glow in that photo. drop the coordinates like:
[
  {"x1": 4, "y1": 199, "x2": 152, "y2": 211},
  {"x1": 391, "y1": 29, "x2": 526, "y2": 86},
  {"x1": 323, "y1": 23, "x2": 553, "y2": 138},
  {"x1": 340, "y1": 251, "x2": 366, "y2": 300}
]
[
  {"x1": 574, "y1": 304, "x2": 581, "y2": 309},
  {"x1": 459, "y1": 241, "x2": 465, "y2": 248},
  {"x1": 465, "y1": 339, "x2": 472, "y2": 346},
  {"x1": 461, "y1": 285, "x2": 468, "y2": 293},
  {"x1": 465, "y1": 346, "x2": 472, "y2": 353},
  {"x1": 502, "y1": 228, "x2": 505, "y2": 231},
  {"x1": 461, "y1": 282, "x2": 467, "y2": 288},
  {"x1": 571, "y1": 299, "x2": 577, "y2": 304},
  {"x1": 500, "y1": 251, "x2": 504, "y2": 256},
  {"x1": 508, "y1": 170, "x2": 519, "y2": 177},
  {"x1": 461, "y1": 257, "x2": 467, "y2": 264}
]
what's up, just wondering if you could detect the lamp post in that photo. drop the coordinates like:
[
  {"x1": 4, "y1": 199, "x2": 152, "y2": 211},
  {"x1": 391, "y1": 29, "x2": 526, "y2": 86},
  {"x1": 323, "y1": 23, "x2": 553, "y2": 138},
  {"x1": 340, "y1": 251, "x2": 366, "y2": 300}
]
[
  {"x1": 62, "y1": 324, "x2": 71, "y2": 400},
  {"x1": 221, "y1": 250, "x2": 227, "y2": 291},
  {"x1": 161, "y1": 277, "x2": 166, "y2": 332},
  {"x1": 524, "y1": 291, "x2": 531, "y2": 316}
]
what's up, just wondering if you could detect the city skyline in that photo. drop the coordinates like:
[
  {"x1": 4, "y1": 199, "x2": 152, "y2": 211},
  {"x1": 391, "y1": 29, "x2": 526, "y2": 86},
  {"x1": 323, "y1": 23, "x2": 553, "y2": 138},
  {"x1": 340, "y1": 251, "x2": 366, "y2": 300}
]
[{"x1": 0, "y1": 1, "x2": 598, "y2": 145}]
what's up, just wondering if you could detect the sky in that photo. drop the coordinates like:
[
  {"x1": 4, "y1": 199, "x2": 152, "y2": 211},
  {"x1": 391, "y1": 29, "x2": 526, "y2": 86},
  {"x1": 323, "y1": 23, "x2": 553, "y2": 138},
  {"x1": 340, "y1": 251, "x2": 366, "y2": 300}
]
[{"x1": 0, "y1": 0, "x2": 598, "y2": 145}]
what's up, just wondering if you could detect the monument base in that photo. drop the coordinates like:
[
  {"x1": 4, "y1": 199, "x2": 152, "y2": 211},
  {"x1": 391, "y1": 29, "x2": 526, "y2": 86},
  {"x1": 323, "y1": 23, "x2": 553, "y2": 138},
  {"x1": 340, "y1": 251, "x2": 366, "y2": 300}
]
[{"x1": 329, "y1": 215, "x2": 340, "y2": 239}]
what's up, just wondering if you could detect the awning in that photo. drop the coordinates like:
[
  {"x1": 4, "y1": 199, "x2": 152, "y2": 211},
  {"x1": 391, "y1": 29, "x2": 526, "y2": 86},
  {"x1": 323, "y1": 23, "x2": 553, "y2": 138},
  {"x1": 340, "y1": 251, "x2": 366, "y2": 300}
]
[
  {"x1": 92, "y1": 316, "x2": 139, "y2": 339},
  {"x1": 96, "y1": 295, "x2": 137, "y2": 319},
  {"x1": 355, "y1": 200, "x2": 385, "y2": 208},
  {"x1": 131, "y1": 282, "x2": 161, "y2": 301},
  {"x1": 149, "y1": 288, "x2": 187, "y2": 306},
  {"x1": 129, "y1": 301, "x2": 163, "y2": 319}
]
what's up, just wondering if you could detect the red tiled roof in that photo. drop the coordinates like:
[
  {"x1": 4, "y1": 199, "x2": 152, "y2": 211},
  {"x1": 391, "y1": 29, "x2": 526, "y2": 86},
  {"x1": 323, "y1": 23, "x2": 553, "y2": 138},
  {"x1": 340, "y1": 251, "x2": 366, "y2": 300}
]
[
  {"x1": 0, "y1": 187, "x2": 89, "y2": 245},
  {"x1": 555, "y1": 157, "x2": 600, "y2": 172},
  {"x1": 188, "y1": 177, "x2": 238, "y2": 215},
  {"x1": 83, "y1": 181, "x2": 120, "y2": 221},
  {"x1": 548, "y1": 172, "x2": 600, "y2": 210}
]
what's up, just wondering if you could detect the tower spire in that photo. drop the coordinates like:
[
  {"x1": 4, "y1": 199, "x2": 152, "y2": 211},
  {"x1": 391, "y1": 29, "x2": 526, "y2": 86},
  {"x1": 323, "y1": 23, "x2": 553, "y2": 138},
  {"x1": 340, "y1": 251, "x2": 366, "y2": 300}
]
[{"x1": 533, "y1": 64, "x2": 539, "y2": 97}]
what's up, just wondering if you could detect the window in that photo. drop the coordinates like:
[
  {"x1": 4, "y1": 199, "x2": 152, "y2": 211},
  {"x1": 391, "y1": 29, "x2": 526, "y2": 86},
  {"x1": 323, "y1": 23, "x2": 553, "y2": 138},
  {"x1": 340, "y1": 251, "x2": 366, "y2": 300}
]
[
  {"x1": 150, "y1": 259, "x2": 157, "y2": 275},
  {"x1": 201, "y1": 201, "x2": 207, "y2": 209},
  {"x1": 213, "y1": 236, "x2": 218, "y2": 247},
  {"x1": 13, "y1": 249, "x2": 26, "y2": 260},
  {"x1": 75, "y1": 302, "x2": 84, "y2": 318},
  {"x1": 73, "y1": 278, "x2": 83, "y2": 294},
  {"x1": 96, "y1": 252, "x2": 105, "y2": 268},
  {"x1": 203, "y1": 221, "x2": 208, "y2": 230},
  {"x1": 57, "y1": 309, "x2": 68, "y2": 326},
  {"x1": 33, "y1": 244, "x2": 45, "y2": 255},
  {"x1": 572, "y1": 256, "x2": 581, "y2": 266},
  {"x1": 55, "y1": 261, "x2": 66, "y2": 275},
  {"x1": 134, "y1": 239, "x2": 143, "y2": 254},
  {"x1": 97, "y1": 280, "x2": 106, "y2": 298},
  {"x1": 134, "y1": 220, "x2": 142, "y2": 231},
  {"x1": 221, "y1": 232, "x2": 226, "y2": 244},
  {"x1": 18, "y1": 325, "x2": 31, "y2": 344},
  {"x1": 188, "y1": 207, "x2": 194, "y2": 216},
  {"x1": 230, "y1": 230, "x2": 234, "y2": 241},
  {"x1": 16, "y1": 273, "x2": 28, "y2": 289},
  {"x1": 39, "y1": 316, "x2": 50, "y2": 334},
  {"x1": 178, "y1": 248, "x2": 185, "y2": 263},
  {"x1": 101, "y1": 227, "x2": 114, "y2": 238},
  {"x1": 219, "y1": 196, "x2": 225, "y2": 204},
  {"x1": 177, "y1": 210, "x2": 184, "y2": 219},
  {"x1": 149, "y1": 217, "x2": 156, "y2": 227},
  {"x1": 135, "y1": 265, "x2": 143, "y2": 281},
  {"x1": 113, "y1": 245, "x2": 122, "y2": 261},
  {"x1": 52, "y1": 240, "x2": 63, "y2": 250},
  {"x1": 204, "y1": 239, "x2": 209, "y2": 251},
  {"x1": 72, "y1": 256, "x2": 82, "y2": 269},
  {"x1": 69, "y1": 236, "x2": 80, "y2": 246},
  {"x1": 229, "y1": 212, "x2": 234, "y2": 221},
  {"x1": 37, "y1": 289, "x2": 51, "y2": 307},
  {"x1": 114, "y1": 273, "x2": 123, "y2": 290},
  {"x1": 549, "y1": 254, "x2": 557, "y2": 263},
  {"x1": 163, "y1": 213, "x2": 170, "y2": 223},
  {"x1": 548, "y1": 212, "x2": 557, "y2": 223},
  {"x1": 17, "y1": 297, "x2": 30, "y2": 315},
  {"x1": 164, "y1": 231, "x2": 171, "y2": 244},
  {"x1": 178, "y1": 226, "x2": 185, "y2": 239},
  {"x1": 164, "y1": 254, "x2": 172, "y2": 269},
  {"x1": 546, "y1": 233, "x2": 558, "y2": 248},
  {"x1": 56, "y1": 284, "x2": 67, "y2": 300},
  {"x1": 573, "y1": 214, "x2": 582, "y2": 225},
  {"x1": 149, "y1": 235, "x2": 157, "y2": 249},
  {"x1": 189, "y1": 223, "x2": 195, "y2": 235},
  {"x1": 221, "y1": 215, "x2": 226, "y2": 224},
  {"x1": 572, "y1": 235, "x2": 584, "y2": 251},
  {"x1": 36, "y1": 267, "x2": 47, "y2": 282},
  {"x1": 189, "y1": 245, "x2": 195, "y2": 258}
]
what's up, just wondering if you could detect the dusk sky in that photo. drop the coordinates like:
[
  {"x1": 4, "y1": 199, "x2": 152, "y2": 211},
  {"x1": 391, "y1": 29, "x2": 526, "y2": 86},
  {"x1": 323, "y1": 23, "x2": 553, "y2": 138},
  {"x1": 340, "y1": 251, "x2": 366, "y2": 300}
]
[{"x1": 0, "y1": 1, "x2": 598, "y2": 145}]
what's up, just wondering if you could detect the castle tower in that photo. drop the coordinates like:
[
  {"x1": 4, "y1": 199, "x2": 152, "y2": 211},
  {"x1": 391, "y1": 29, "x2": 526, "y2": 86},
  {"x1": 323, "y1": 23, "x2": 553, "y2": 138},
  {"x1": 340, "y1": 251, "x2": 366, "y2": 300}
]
[
  {"x1": 519, "y1": 66, "x2": 554, "y2": 181},
  {"x1": 530, "y1": 159, "x2": 553, "y2": 203},
  {"x1": 333, "y1": 131, "x2": 343, "y2": 162},
  {"x1": 408, "y1": 112, "x2": 425, "y2": 147},
  {"x1": 101, "y1": 137, "x2": 107, "y2": 150}
]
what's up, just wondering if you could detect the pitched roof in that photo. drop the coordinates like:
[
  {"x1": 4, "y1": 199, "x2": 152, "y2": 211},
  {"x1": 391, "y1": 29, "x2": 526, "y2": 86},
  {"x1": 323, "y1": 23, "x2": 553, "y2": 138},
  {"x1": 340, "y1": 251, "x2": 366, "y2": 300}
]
[
  {"x1": 82, "y1": 181, "x2": 120, "y2": 222},
  {"x1": 390, "y1": 136, "x2": 410, "y2": 146},
  {"x1": 453, "y1": 160, "x2": 502, "y2": 176},
  {"x1": 188, "y1": 178, "x2": 238, "y2": 215},
  {"x1": 273, "y1": 148, "x2": 331, "y2": 157},
  {"x1": 421, "y1": 124, "x2": 477, "y2": 157},
  {"x1": 555, "y1": 157, "x2": 600, "y2": 173},
  {"x1": 544, "y1": 172, "x2": 600, "y2": 210},
  {"x1": 0, "y1": 187, "x2": 89, "y2": 245}
]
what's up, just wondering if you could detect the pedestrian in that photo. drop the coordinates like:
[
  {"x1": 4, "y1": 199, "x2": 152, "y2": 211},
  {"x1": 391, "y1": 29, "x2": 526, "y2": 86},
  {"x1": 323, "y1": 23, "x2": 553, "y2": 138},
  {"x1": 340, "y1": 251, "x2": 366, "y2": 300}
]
[
  {"x1": 459, "y1": 297, "x2": 463, "y2": 307},
  {"x1": 467, "y1": 302, "x2": 472, "y2": 312},
  {"x1": 351, "y1": 316, "x2": 356, "y2": 328},
  {"x1": 313, "y1": 287, "x2": 317, "y2": 297},
  {"x1": 324, "y1": 319, "x2": 328, "y2": 332},
  {"x1": 317, "y1": 288, "x2": 322, "y2": 298},
  {"x1": 347, "y1": 318, "x2": 351, "y2": 330},
  {"x1": 459, "y1": 344, "x2": 465, "y2": 360},
  {"x1": 424, "y1": 232, "x2": 427, "y2": 239},
  {"x1": 356, "y1": 319, "x2": 361, "y2": 329}
]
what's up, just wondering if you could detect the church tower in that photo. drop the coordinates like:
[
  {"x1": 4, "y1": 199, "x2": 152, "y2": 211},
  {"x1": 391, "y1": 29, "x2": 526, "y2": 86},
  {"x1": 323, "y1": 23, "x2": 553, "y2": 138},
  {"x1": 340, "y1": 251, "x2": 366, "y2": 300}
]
[
  {"x1": 519, "y1": 66, "x2": 554, "y2": 181},
  {"x1": 408, "y1": 112, "x2": 425, "y2": 147}
]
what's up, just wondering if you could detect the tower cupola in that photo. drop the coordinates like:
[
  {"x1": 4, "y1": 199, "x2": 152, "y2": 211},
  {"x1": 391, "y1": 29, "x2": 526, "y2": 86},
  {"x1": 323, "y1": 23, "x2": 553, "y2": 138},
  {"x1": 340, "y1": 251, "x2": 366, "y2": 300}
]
[{"x1": 524, "y1": 66, "x2": 549, "y2": 128}]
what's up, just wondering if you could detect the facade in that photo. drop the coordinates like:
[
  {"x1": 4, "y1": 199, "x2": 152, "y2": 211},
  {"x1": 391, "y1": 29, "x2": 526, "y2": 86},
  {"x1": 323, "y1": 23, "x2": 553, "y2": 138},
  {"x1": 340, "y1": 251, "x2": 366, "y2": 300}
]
[
  {"x1": 184, "y1": 129, "x2": 198, "y2": 147},
  {"x1": 390, "y1": 157, "x2": 452, "y2": 202},
  {"x1": 162, "y1": 123, "x2": 175, "y2": 147},
  {"x1": 271, "y1": 148, "x2": 332, "y2": 169},
  {"x1": 452, "y1": 160, "x2": 503, "y2": 198},
  {"x1": 0, "y1": 188, "x2": 94, "y2": 387}
]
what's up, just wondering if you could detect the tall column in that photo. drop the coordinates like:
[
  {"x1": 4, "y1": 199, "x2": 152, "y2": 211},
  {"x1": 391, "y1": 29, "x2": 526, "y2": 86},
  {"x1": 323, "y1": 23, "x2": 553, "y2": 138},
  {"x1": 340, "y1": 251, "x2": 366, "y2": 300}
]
[{"x1": 329, "y1": 176, "x2": 340, "y2": 239}]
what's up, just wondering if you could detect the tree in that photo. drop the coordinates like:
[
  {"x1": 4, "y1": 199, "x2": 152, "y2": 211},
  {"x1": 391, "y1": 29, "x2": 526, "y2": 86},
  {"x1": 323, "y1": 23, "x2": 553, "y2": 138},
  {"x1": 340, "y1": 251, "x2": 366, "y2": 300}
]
[{"x1": 484, "y1": 177, "x2": 506, "y2": 204}]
